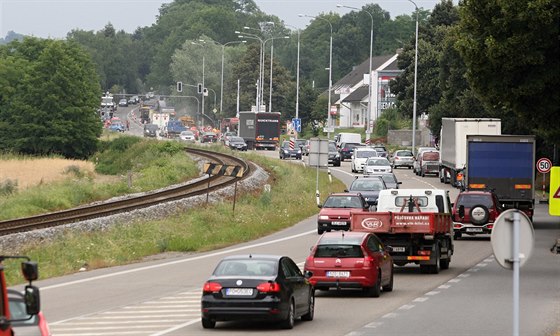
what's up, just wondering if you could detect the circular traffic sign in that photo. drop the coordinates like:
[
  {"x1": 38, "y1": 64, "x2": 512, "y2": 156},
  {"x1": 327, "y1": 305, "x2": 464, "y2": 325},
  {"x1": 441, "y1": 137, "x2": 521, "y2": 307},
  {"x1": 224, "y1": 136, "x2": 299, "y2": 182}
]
[{"x1": 537, "y1": 157, "x2": 552, "y2": 173}]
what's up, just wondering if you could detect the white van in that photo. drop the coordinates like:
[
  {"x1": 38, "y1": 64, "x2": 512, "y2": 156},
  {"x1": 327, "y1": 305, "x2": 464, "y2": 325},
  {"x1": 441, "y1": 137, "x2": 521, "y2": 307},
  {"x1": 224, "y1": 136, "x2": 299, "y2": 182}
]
[{"x1": 335, "y1": 132, "x2": 362, "y2": 147}]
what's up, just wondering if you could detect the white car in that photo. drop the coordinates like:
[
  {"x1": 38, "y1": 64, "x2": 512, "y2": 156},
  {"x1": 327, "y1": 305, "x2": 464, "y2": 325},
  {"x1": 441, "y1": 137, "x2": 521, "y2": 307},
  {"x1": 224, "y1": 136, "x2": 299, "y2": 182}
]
[
  {"x1": 351, "y1": 147, "x2": 378, "y2": 173},
  {"x1": 179, "y1": 130, "x2": 196, "y2": 142},
  {"x1": 363, "y1": 157, "x2": 392, "y2": 175}
]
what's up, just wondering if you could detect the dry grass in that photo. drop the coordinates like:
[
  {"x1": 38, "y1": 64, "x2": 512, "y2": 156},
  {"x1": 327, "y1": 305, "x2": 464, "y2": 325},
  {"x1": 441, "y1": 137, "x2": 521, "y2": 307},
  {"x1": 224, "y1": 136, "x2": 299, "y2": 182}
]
[{"x1": 0, "y1": 158, "x2": 115, "y2": 189}]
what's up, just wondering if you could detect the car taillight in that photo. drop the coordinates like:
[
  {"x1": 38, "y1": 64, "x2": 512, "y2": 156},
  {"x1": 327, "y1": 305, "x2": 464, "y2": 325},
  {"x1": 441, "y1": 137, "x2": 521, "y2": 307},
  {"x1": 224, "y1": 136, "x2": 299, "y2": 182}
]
[
  {"x1": 453, "y1": 223, "x2": 462, "y2": 229},
  {"x1": 203, "y1": 282, "x2": 222, "y2": 293},
  {"x1": 257, "y1": 282, "x2": 281, "y2": 293},
  {"x1": 487, "y1": 224, "x2": 494, "y2": 229},
  {"x1": 363, "y1": 253, "x2": 374, "y2": 267}
]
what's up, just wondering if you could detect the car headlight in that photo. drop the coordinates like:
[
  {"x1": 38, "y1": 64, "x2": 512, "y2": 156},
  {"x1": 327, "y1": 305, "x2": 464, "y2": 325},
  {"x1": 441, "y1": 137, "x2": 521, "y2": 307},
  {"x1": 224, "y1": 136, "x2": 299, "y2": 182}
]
[
  {"x1": 297, "y1": 150, "x2": 301, "y2": 153},
  {"x1": 319, "y1": 215, "x2": 329, "y2": 220},
  {"x1": 335, "y1": 153, "x2": 340, "y2": 158},
  {"x1": 283, "y1": 149, "x2": 289, "y2": 153}
]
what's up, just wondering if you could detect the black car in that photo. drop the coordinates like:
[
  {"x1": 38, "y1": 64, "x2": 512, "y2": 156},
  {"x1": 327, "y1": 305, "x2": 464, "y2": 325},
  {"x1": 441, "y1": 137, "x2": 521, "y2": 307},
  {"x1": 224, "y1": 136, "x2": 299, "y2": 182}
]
[
  {"x1": 228, "y1": 136, "x2": 248, "y2": 151},
  {"x1": 279, "y1": 140, "x2": 302, "y2": 160},
  {"x1": 366, "y1": 172, "x2": 402, "y2": 189},
  {"x1": 345, "y1": 176, "x2": 387, "y2": 206},
  {"x1": 201, "y1": 254, "x2": 315, "y2": 329},
  {"x1": 338, "y1": 142, "x2": 363, "y2": 161},
  {"x1": 328, "y1": 142, "x2": 341, "y2": 166}
]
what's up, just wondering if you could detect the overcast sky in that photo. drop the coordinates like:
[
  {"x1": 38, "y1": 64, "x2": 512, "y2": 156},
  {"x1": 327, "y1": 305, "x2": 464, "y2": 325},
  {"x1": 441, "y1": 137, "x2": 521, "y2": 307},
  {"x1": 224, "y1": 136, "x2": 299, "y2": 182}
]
[{"x1": 0, "y1": 0, "x2": 439, "y2": 39}]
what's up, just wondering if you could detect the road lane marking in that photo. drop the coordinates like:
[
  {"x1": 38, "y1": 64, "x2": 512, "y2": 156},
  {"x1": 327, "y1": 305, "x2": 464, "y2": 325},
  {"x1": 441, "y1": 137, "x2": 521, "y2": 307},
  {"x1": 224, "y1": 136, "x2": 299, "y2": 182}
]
[
  {"x1": 42, "y1": 229, "x2": 316, "y2": 290},
  {"x1": 413, "y1": 297, "x2": 429, "y2": 302}
]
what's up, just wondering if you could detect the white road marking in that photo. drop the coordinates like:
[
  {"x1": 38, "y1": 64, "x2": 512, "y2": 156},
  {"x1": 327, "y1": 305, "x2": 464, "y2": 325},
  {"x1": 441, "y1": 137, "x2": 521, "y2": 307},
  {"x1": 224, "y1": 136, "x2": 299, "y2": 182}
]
[
  {"x1": 364, "y1": 321, "x2": 384, "y2": 328},
  {"x1": 42, "y1": 230, "x2": 316, "y2": 291},
  {"x1": 413, "y1": 297, "x2": 429, "y2": 302},
  {"x1": 425, "y1": 291, "x2": 440, "y2": 296},
  {"x1": 438, "y1": 284, "x2": 451, "y2": 289},
  {"x1": 448, "y1": 278, "x2": 461, "y2": 283},
  {"x1": 382, "y1": 312, "x2": 398, "y2": 318},
  {"x1": 399, "y1": 304, "x2": 415, "y2": 310}
]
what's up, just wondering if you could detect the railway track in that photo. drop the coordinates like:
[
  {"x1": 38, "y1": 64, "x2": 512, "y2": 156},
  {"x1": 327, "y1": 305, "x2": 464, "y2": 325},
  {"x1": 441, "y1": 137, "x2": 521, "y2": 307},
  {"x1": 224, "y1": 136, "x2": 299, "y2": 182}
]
[{"x1": 0, "y1": 148, "x2": 250, "y2": 236}]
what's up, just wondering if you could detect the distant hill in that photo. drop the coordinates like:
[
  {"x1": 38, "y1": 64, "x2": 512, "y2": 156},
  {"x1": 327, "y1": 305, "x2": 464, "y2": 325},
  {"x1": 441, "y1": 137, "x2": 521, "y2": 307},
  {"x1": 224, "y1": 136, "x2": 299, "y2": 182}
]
[{"x1": 0, "y1": 31, "x2": 26, "y2": 45}]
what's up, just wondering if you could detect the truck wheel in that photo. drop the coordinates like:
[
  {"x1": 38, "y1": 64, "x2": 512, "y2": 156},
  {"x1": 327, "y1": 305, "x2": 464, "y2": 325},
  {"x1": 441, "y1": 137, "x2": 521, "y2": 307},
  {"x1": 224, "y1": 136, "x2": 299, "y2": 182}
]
[
  {"x1": 470, "y1": 205, "x2": 489, "y2": 225},
  {"x1": 317, "y1": 228, "x2": 324, "y2": 235},
  {"x1": 430, "y1": 248, "x2": 440, "y2": 274},
  {"x1": 440, "y1": 256, "x2": 450, "y2": 270}
]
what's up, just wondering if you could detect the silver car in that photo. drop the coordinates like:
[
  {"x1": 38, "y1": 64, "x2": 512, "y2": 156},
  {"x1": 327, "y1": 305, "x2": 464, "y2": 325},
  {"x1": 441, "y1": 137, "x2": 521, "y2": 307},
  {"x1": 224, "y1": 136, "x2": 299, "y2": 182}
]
[
  {"x1": 391, "y1": 149, "x2": 414, "y2": 169},
  {"x1": 363, "y1": 157, "x2": 392, "y2": 174}
]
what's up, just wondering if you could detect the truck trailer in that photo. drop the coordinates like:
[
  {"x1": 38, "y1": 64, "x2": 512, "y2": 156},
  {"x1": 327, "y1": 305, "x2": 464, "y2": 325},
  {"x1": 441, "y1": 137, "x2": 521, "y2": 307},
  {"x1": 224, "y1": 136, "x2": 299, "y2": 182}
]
[
  {"x1": 465, "y1": 134, "x2": 536, "y2": 220},
  {"x1": 439, "y1": 118, "x2": 501, "y2": 187},
  {"x1": 238, "y1": 112, "x2": 281, "y2": 150}
]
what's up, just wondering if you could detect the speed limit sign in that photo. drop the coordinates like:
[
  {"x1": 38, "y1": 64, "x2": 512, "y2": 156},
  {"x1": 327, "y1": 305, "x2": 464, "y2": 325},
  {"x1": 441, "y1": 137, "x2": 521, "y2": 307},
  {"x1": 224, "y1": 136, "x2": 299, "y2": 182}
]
[{"x1": 537, "y1": 157, "x2": 552, "y2": 173}]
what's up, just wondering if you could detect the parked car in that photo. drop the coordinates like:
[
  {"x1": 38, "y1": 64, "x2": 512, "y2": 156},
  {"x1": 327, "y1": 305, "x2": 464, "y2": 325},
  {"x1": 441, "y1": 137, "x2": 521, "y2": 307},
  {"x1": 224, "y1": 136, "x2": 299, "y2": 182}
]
[
  {"x1": 200, "y1": 132, "x2": 218, "y2": 143},
  {"x1": 8, "y1": 289, "x2": 51, "y2": 336},
  {"x1": 345, "y1": 176, "x2": 387, "y2": 206},
  {"x1": 179, "y1": 130, "x2": 196, "y2": 143},
  {"x1": 452, "y1": 190, "x2": 503, "y2": 240},
  {"x1": 304, "y1": 231, "x2": 393, "y2": 297},
  {"x1": 351, "y1": 147, "x2": 378, "y2": 173},
  {"x1": 279, "y1": 140, "x2": 302, "y2": 160},
  {"x1": 228, "y1": 136, "x2": 248, "y2": 151},
  {"x1": 338, "y1": 142, "x2": 363, "y2": 161},
  {"x1": 328, "y1": 142, "x2": 341, "y2": 166},
  {"x1": 390, "y1": 149, "x2": 414, "y2": 169},
  {"x1": 317, "y1": 193, "x2": 369, "y2": 234},
  {"x1": 201, "y1": 254, "x2": 315, "y2": 329},
  {"x1": 363, "y1": 157, "x2": 392, "y2": 174},
  {"x1": 366, "y1": 172, "x2": 402, "y2": 189}
]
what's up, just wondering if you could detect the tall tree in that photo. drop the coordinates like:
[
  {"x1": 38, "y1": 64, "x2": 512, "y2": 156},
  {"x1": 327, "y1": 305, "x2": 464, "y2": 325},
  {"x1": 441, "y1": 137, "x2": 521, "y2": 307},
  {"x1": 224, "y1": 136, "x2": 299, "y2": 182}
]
[
  {"x1": 456, "y1": 0, "x2": 560, "y2": 143},
  {"x1": 0, "y1": 38, "x2": 102, "y2": 159}
]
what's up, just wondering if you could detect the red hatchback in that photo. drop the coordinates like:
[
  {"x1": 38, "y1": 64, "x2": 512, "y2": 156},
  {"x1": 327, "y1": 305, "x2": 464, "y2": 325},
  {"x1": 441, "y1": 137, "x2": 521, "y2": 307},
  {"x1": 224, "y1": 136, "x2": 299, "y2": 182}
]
[{"x1": 304, "y1": 231, "x2": 393, "y2": 297}]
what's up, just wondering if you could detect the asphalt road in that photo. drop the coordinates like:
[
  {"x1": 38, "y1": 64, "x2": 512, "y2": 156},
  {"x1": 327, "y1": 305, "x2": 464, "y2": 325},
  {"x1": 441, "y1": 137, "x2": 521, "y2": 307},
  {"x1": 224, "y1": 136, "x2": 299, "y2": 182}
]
[{"x1": 37, "y1": 144, "x2": 559, "y2": 336}]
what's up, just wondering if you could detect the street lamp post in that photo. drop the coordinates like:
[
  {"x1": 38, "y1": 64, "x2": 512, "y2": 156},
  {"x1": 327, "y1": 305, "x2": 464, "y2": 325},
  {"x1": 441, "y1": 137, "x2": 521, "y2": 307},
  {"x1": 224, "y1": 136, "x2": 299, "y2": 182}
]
[
  {"x1": 219, "y1": 40, "x2": 246, "y2": 115},
  {"x1": 300, "y1": 14, "x2": 333, "y2": 139},
  {"x1": 191, "y1": 41, "x2": 206, "y2": 127},
  {"x1": 285, "y1": 24, "x2": 301, "y2": 120},
  {"x1": 337, "y1": 5, "x2": 374, "y2": 144},
  {"x1": 236, "y1": 31, "x2": 264, "y2": 111},
  {"x1": 265, "y1": 35, "x2": 289, "y2": 113},
  {"x1": 408, "y1": 0, "x2": 419, "y2": 155}
]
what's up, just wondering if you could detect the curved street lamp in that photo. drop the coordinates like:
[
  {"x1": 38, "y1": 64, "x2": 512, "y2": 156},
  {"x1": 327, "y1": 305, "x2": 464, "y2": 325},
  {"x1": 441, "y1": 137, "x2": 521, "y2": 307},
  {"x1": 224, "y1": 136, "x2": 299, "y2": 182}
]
[{"x1": 299, "y1": 14, "x2": 333, "y2": 139}]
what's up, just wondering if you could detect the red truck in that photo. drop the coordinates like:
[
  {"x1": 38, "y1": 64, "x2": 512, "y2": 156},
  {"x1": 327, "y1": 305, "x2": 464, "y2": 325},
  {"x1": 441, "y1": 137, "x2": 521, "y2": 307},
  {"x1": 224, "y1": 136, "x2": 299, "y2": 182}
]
[
  {"x1": 0, "y1": 256, "x2": 41, "y2": 335},
  {"x1": 350, "y1": 189, "x2": 454, "y2": 274}
]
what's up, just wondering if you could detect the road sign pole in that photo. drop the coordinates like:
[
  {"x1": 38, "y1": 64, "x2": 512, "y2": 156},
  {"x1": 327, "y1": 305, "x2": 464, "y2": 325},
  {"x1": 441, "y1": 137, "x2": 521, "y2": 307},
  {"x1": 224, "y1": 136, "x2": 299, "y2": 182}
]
[{"x1": 512, "y1": 211, "x2": 520, "y2": 336}]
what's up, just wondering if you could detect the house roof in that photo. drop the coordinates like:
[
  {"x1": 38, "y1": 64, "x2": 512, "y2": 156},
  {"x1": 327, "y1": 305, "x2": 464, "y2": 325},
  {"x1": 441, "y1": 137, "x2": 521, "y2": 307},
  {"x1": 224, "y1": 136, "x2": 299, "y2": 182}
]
[
  {"x1": 342, "y1": 85, "x2": 369, "y2": 103},
  {"x1": 332, "y1": 54, "x2": 398, "y2": 90}
]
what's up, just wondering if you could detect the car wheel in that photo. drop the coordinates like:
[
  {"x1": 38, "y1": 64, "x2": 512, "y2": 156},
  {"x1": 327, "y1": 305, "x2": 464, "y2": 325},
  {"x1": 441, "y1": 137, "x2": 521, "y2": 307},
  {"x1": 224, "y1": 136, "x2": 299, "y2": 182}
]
[
  {"x1": 421, "y1": 169, "x2": 425, "y2": 177},
  {"x1": 335, "y1": 160, "x2": 341, "y2": 167},
  {"x1": 366, "y1": 271, "x2": 381, "y2": 297},
  {"x1": 454, "y1": 232, "x2": 462, "y2": 240},
  {"x1": 280, "y1": 299, "x2": 295, "y2": 329},
  {"x1": 317, "y1": 227, "x2": 324, "y2": 235},
  {"x1": 382, "y1": 267, "x2": 394, "y2": 292},
  {"x1": 470, "y1": 204, "x2": 490, "y2": 225},
  {"x1": 301, "y1": 291, "x2": 315, "y2": 321},
  {"x1": 201, "y1": 317, "x2": 216, "y2": 329}
]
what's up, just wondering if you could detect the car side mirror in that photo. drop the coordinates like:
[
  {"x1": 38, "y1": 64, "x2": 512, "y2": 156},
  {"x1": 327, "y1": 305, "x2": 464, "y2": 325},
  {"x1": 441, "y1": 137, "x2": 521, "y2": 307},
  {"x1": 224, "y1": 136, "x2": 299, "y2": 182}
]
[
  {"x1": 459, "y1": 205, "x2": 465, "y2": 218},
  {"x1": 304, "y1": 270, "x2": 313, "y2": 278},
  {"x1": 344, "y1": 189, "x2": 349, "y2": 192},
  {"x1": 397, "y1": 181, "x2": 402, "y2": 185},
  {"x1": 385, "y1": 246, "x2": 393, "y2": 253},
  {"x1": 24, "y1": 285, "x2": 40, "y2": 316},
  {"x1": 317, "y1": 204, "x2": 322, "y2": 209}
]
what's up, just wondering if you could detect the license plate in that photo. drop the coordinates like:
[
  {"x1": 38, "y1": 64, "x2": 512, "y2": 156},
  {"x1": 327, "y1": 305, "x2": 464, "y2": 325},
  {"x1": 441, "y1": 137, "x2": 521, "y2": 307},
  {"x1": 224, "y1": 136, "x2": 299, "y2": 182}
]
[
  {"x1": 331, "y1": 221, "x2": 347, "y2": 226},
  {"x1": 225, "y1": 288, "x2": 253, "y2": 296},
  {"x1": 392, "y1": 247, "x2": 406, "y2": 252},
  {"x1": 466, "y1": 228, "x2": 483, "y2": 233},
  {"x1": 326, "y1": 271, "x2": 350, "y2": 277}
]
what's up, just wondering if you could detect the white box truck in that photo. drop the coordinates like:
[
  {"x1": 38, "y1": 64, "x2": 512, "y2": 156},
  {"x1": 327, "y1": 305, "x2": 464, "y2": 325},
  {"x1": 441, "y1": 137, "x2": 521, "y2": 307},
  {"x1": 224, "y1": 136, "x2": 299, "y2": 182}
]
[{"x1": 438, "y1": 118, "x2": 501, "y2": 187}]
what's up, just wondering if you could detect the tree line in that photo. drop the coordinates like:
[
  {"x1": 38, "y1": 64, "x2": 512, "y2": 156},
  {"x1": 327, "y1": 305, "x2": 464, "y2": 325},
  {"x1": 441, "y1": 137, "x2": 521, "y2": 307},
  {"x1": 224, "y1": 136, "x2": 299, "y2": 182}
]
[{"x1": 0, "y1": 0, "x2": 557, "y2": 159}]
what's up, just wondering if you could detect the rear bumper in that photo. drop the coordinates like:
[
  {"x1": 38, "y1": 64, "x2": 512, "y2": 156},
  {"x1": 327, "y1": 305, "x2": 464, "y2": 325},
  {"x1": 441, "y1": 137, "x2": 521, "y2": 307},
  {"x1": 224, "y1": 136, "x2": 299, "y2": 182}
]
[
  {"x1": 453, "y1": 222, "x2": 493, "y2": 235},
  {"x1": 318, "y1": 221, "x2": 350, "y2": 232}
]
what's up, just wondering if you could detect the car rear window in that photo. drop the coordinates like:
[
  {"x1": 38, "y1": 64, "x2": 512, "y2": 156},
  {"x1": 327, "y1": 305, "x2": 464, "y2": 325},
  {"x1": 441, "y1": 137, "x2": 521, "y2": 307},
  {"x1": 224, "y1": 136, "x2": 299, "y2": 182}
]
[
  {"x1": 422, "y1": 152, "x2": 440, "y2": 161},
  {"x1": 214, "y1": 260, "x2": 277, "y2": 276},
  {"x1": 323, "y1": 196, "x2": 364, "y2": 208},
  {"x1": 457, "y1": 194, "x2": 494, "y2": 208},
  {"x1": 350, "y1": 179, "x2": 385, "y2": 191},
  {"x1": 367, "y1": 159, "x2": 390, "y2": 166},
  {"x1": 314, "y1": 244, "x2": 364, "y2": 258},
  {"x1": 396, "y1": 151, "x2": 413, "y2": 157},
  {"x1": 356, "y1": 150, "x2": 377, "y2": 158},
  {"x1": 395, "y1": 196, "x2": 429, "y2": 207}
]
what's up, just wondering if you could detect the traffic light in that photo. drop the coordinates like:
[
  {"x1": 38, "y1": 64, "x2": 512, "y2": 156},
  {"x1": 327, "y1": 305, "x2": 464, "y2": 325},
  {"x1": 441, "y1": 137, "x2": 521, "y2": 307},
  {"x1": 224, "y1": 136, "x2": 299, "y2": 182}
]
[
  {"x1": 176, "y1": 81, "x2": 183, "y2": 93},
  {"x1": 197, "y1": 83, "x2": 203, "y2": 94}
]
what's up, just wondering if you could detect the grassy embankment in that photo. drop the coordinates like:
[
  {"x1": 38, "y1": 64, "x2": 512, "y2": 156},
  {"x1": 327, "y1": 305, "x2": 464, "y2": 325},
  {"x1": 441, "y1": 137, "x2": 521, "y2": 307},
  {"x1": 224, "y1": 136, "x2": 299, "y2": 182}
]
[{"x1": 1, "y1": 135, "x2": 344, "y2": 285}]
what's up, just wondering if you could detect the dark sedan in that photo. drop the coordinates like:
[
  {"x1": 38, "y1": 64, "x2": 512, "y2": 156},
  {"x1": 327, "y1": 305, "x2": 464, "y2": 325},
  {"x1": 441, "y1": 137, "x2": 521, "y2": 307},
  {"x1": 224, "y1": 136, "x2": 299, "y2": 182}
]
[
  {"x1": 228, "y1": 136, "x2": 248, "y2": 151},
  {"x1": 345, "y1": 175, "x2": 387, "y2": 206},
  {"x1": 200, "y1": 132, "x2": 218, "y2": 143},
  {"x1": 279, "y1": 140, "x2": 302, "y2": 160},
  {"x1": 201, "y1": 254, "x2": 315, "y2": 329}
]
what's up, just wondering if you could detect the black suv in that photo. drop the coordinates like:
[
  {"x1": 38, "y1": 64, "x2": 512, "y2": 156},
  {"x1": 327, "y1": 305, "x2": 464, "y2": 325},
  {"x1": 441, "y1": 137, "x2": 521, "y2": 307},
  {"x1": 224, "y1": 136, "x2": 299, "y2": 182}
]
[
  {"x1": 328, "y1": 142, "x2": 341, "y2": 166},
  {"x1": 338, "y1": 142, "x2": 363, "y2": 161},
  {"x1": 345, "y1": 176, "x2": 387, "y2": 206}
]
